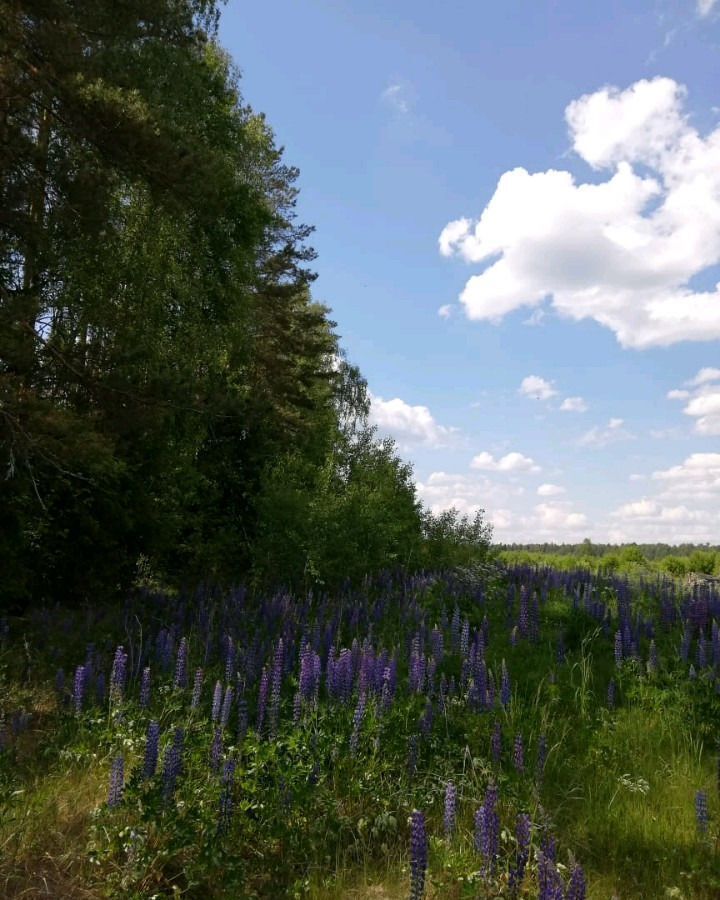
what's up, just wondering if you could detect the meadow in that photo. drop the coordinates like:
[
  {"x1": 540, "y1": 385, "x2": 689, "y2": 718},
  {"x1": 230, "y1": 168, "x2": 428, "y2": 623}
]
[{"x1": 1, "y1": 564, "x2": 718, "y2": 899}]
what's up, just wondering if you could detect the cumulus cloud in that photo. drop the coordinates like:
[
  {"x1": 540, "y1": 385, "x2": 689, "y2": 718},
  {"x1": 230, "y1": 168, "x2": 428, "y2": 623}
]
[
  {"x1": 369, "y1": 394, "x2": 456, "y2": 447},
  {"x1": 697, "y1": 0, "x2": 717, "y2": 17},
  {"x1": 578, "y1": 417, "x2": 633, "y2": 447},
  {"x1": 470, "y1": 451, "x2": 540, "y2": 473},
  {"x1": 439, "y1": 77, "x2": 720, "y2": 349},
  {"x1": 519, "y1": 375, "x2": 556, "y2": 400},
  {"x1": 416, "y1": 471, "x2": 523, "y2": 519},
  {"x1": 652, "y1": 452, "x2": 720, "y2": 495},
  {"x1": 534, "y1": 502, "x2": 587, "y2": 530},
  {"x1": 668, "y1": 367, "x2": 720, "y2": 434},
  {"x1": 560, "y1": 396, "x2": 588, "y2": 412},
  {"x1": 437, "y1": 304, "x2": 454, "y2": 319},
  {"x1": 537, "y1": 483, "x2": 565, "y2": 496}
]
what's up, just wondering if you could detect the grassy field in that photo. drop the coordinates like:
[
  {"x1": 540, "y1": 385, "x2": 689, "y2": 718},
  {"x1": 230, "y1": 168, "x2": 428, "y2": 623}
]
[{"x1": 1, "y1": 567, "x2": 718, "y2": 898}]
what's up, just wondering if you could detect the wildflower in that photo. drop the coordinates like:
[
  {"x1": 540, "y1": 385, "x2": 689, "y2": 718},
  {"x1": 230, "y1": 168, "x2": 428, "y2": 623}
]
[
  {"x1": 190, "y1": 668, "x2": 203, "y2": 709},
  {"x1": 256, "y1": 667, "x2": 269, "y2": 736},
  {"x1": 73, "y1": 665, "x2": 87, "y2": 714},
  {"x1": 349, "y1": 692, "x2": 366, "y2": 756},
  {"x1": 513, "y1": 733, "x2": 525, "y2": 774},
  {"x1": 217, "y1": 759, "x2": 236, "y2": 835},
  {"x1": 269, "y1": 639, "x2": 284, "y2": 740},
  {"x1": 143, "y1": 720, "x2": 160, "y2": 779},
  {"x1": 162, "y1": 727, "x2": 184, "y2": 801},
  {"x1": 211, "y1": 680, "x2": 223, "y2": 723},
  {"x1": 174, "y1": 637, "x2": 188, "y2": 689},
  {"x1": 110, "y1": 646, "x2": 128, "y2": 701},
  {"x1": 500, "y1": 660, "x2": 511, "y2": 708},
  {"x1": 509, "y1": 812, "x2": 531, "y2": 893},
  {"x1": 409, "y1": 810, "x2": 428, "y2": 900},
  {"x1": 444, "y1": 781, "x2": 457, "y2": 837},
  {"x1": 108, "y1": 756, "x2": 124, "y2": 808},
  {"x1": 220, "y1": 684, "x2": 234, "y2": 729},
  {"x1": 696, "y1": 789, "x2": 709, "y2": 835},
  {"x1": 614, "y1": 630, "x2": 623, "y2": 667},
  {"x1": 210, "y1": 728, "x2": 223, "y2": 772},
  {"x1": 476, "y1": 781, "x2": 499, "y2": 873},
  {"x1": 565, "y1": 863, "x2": 587, "y2": 900}
]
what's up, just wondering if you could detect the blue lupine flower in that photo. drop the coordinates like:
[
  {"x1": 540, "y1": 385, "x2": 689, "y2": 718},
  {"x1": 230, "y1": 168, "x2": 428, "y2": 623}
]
[
  {"x1": 220, "y1": 684, "x2": 234, "y2": 729},
  {"x1": 509, "y1": 812, "x2": 531, "y2": 893},
  {"x1": 110, "y1": 646, "x2": 128, "y2": 701},
  {"x1": 696, "y1": 789, "x2": 709, "y2": 835},
  {"x1": 174, "y1": 637, "x2": 188, "y2": 689},
  {"x1": 513, "y1": 733, "x2": 525, "y2": 774},
  {"x1": 191, "y1": 668, "x2": 204, "y2": 709},
  {"x1": 565, "y1": 863, "x2": 587, "y2": 900},
  {"x1": 217, "y1": 759, "x2": 236, "y2": 835},
  {"x1": 108, "y1": 755, "x2": 124, "y2": 808},
  {"x1": 73, "y1": 665, "x2": 87, "y2": 714},
  {"x1": 349, "y1": 692, "x2": 366, "y2": 756},
  {"x1": 162, "y1": 727, "x2": 184, "y2": 801},
  {"x1": 444, "y1": 781, "x2": 457, "y2": 837},
  {"x1": 409, "y1": 810, "x2": 428, "y2": 900},
  {"x1": 143, "y1": 720, "x2": 160, "y2": 779},
  {"x1": 500, "y1": 660, "x2": 511, "y2": 708},
  {"x1": 211, "y1": 680, "x2": 223, "y2": 723}
]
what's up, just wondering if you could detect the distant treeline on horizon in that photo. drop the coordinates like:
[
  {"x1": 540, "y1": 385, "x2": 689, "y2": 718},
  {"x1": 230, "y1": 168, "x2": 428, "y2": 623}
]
[{"x1": 495, "y1": 541, "x2": 720, "y2": 560}]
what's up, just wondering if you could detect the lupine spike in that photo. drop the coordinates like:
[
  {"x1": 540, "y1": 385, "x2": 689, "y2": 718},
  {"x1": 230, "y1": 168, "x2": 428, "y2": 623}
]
[
  {"x1": 409, "y1": 810, "x2": 428, "y2": 900},
  {"x1": 108, "y1": 755, "x2": 124, "y2": 808},
  {"x1": 444, "y1": 781, "x2": 457, "y2": 837}
]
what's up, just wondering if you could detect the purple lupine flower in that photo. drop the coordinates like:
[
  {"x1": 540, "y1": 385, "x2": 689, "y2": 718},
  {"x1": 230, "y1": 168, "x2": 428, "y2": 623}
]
[
  {"x1": 191, "y1": 668, "x2": 204, "y2": 709},
  {"x1": 224, "y1": 635, "x2": 235, "y2": 683},
  {"x1": 512, "y1": 813, "x2": 532, "y2": 892},
  {"x1": 139, "y1": 667, "x2": 151, "y2": 708},
  {"x1": 696, "y1": 789, "x2": 709, "y2": 835},
  {"x1": 210, "y1": 728, "x2": 223, "y2": 773},
  {"x1": 162, "y1": 727, "x2": 184, "y2": 800},
  {"x1": 460, "y1": 619, "x2": 470, "y2": 658},
  {"x1": 444, "y1": 781, "x2": 457, "y2": 837},
  {"x1": 491, "y1": 720, "x2": 502, "y2": 764},
  {"x1": 537, "y1": 851, "x2": 563, "y2": 900},
  {"x1": 220, "y1": 684, "x2": 234, "y2": 729},
  {"x1": 409, "y1": 810, "x2": 428, "y2": 900},
  {"x1": 419, "y1": 698, "x2": 434, "y2": 737},
  {"x1": 293, "y1": 690, "x2": 302, "y2": 724},
  {"x1": 614, "y1": 630, "x2": 623, "y2": 667},
  {"x1": 607, "y1": 678, "x2": 616, "y2": 709},
  {"x1": 73, "y1": 665, "x2": 87, "y2": 714},
  {"x1": 217, "y1": 758, "x2": 236, "y2": 835},
  {"x1": 500, "y1": 660, "x2": 511, "y2": 708},
  {"x1": 143, "y1": 720, "x2": 160, "y2": 779},
  {"x1": 211, "y1": 680, "x2": 223, "y2": 723},
  {"x1": 256, "y1": 667, "x2": 269, "y2": 735},
  {"x1": 108, "y1": 755, "x2": 124, "y2": 808},
  {"x1": 476, "y1": 782, "x2": 500, "y2": 872},
  {"x1": 269, "y1": 639, "x2": 284, "y2": 740},
  {"x1": 174, "y1": 637, "x2": 188, "y2": 689},
  {"x1": 349, "y1": 692, "x2": 366, "y2": 756},
  {"x1": 110, "y1": 646, "x2": 128, "y2": 701},
  {"x1": 513, "y1": 733, "x2": 525, "y2": 773},
  {"x1": 565, "y1": 863, "x2": 587, "y2": 900}
]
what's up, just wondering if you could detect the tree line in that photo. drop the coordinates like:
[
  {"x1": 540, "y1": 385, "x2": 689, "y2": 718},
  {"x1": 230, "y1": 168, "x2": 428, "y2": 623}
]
[{"x1": 0, "y1": 0, "x2": 491, "y2": 609}]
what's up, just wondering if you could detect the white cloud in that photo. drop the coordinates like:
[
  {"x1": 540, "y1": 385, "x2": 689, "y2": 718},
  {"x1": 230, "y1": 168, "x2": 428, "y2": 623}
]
[
  {"x1": 519, "y1": 375, "x2": 557, "y2": 401},
  {"x1": 579, "y1": 417, "x2": 633, "y2": 447},
  {"x1": 534, "y1": 502, "x2": 587, "y2": 530},
  {"x1": 560, "y1": 396, "x2": 588, "y2": 412},
  {"x1": 523, "y1": 308, "x2": 546, "y2": 326},
  {"x1": 697, "y1": 0, "x2": 717, "y2": 17},
  {"x1": 416, "y1": 471, "x2": 523, "y2": 519},
  {"x1": 687, "y1": 367, "x2": 720, "y2": 386},
  {"x1": 652, "y1": 452, "x2": 720, "y2": 494},
  {"x1": 668, "y1": 368, "x2": 720, "y2": 435},
  {"x1": 537, "y1": 483, "x2": 565, "y2": 496},
  {"x1": 470, "y1": 451, "x2": 540, "y2": 473},
  {"x1": 369, "y1": 394, "x2": 456, "y2": 447},
  {"x1": 439, "y1": 77, "x2": 720, "y2": 349},
  {"x1": 438, "y1": 304, "x2": 454, "y2": 319},
  {"x1": 381, "y1": 82, "x2": 411, "y2": 114}
]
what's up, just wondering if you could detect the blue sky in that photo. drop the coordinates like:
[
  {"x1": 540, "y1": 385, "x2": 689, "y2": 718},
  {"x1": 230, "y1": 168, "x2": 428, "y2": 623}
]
[{"x1": 221, "y1": 0, "x2": 720, "y2": 544}]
